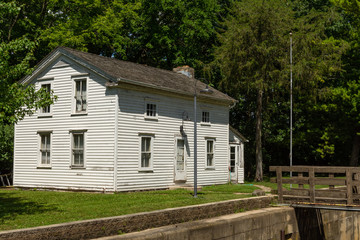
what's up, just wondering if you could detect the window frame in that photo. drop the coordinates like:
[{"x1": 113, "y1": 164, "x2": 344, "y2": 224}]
[
  {"x1": 70, "y1": 130, "x2": 86, "y2": 169},
  {"x1": 38, "y1": 131, "x2": 52, "y2": 168},
  {"x1": 38, "y1": 80, "x2": 53, "y2": 117},
  {"x1": 205, "y1": 138, "x2": 216, "y2": 169},
  {"x1": 138, "y1": 134, "x2": 154, "y2": 171},
  {"x1": 72, "y1": 78, "x2": 88, "y2": 115},
  {"x1": 201, "y1": 111, "x2": 211, "y2": 126},
  {"x1": 144, "y1": 99, "x2": 158, "y2": 120}
]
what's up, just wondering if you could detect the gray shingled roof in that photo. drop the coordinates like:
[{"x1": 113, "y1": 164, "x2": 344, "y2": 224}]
[{"x1": 58, "y1": 47, "x2": 235, "y2": 104}]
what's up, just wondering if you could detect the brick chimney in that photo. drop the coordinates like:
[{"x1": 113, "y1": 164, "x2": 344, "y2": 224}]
[{"x1": 173, "y1": 65, "x2": 194, "y2": 78}]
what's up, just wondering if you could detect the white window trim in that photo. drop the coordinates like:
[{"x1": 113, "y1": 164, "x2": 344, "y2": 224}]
[
  {"x1": 205, "y1": 138, "x2": 216, "y2": 169},
  {"x1": 144, "y1": 99, "x2": 159, "y2": 120},
  {"x1": 70, "y1": 130, "x2": 87, "y2": 169},
  {"x1": 72, "y1": 77, "x2": 88, "y2": 115},
  {"x1": 38, "y1": 80, "x2": 53, "y2": 117},
  {"x1": 37, "y1": 131, "x2": 53, "y2": 168},
  {"x1": 138, "y1": 133, "x2": 154, "y2": 172},
  {"x1": 201, "y1": 110, "x2": 211, "y2": 126}
]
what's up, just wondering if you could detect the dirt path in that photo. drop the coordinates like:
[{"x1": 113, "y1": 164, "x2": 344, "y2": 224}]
[{"x1": 253, "y1": 185, "x2": 272, "y2": 193}]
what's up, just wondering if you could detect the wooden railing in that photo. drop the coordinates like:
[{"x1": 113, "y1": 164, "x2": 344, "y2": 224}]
[
  {"x1": 269, "y1": 166, "x2": 360, "y2": 205},
  {"x1": 0, "y1": 173, "x2": 12, "y2": 186}
]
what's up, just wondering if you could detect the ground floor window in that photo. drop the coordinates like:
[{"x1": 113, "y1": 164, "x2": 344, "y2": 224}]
[
  {"x1": 206, "y1": 139, "x2": 215, "y2": 168},
  {"x1": 39, "y1": 132, "x2": 51, "y2": 166},
  {"x1": 139, "y1": 134, "x2": 154, "y2": 170},
  {"x1": 72, "y1": 132, "x2": 85, "y2": 167}
]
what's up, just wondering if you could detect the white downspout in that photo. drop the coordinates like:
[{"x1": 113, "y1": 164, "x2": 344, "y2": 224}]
[{"x1": 113, "y1": 90, "x2": 119, "y2": 192}]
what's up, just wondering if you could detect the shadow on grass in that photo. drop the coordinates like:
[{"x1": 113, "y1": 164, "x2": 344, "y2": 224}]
[{"x1": 0, "y1": 192, "x2": 59, "y2": 223}]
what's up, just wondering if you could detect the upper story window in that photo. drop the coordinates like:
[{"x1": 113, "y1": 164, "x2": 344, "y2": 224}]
[
  {"x1": 41, "y1": 84, "x2": 51, "y2": 113},
  {"x1": 144, "y1": 99, "x2": 158, "y2": 120},
  {"x1": 38, "y1": 80, "x2": 53, "y2": 117},
  {"x1": 146, "y1": 103, "x2": 157, "y2": 117},
  {"x1": 206, "y1": 139, "x2": 215, "y2": 169},
  {"x1": 74, "y1": 79, "x2": 87, "y2": 113},
  {"x1": 38, "y1": 131, "x2": 52, "y2": 167},
  {"x1": 202, "y1": 111, "x2": 210, "y2": 123}
]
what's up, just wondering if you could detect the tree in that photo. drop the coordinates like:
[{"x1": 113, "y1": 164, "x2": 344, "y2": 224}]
[
  {"x1": 214, "y1": 0, "x2": 348, "y2": 180},
  {"x1": 0, "y1": 1, "x2": 57, "y2": 173},
  {"x1": 214, "y1": 0, "x2": 293, "y2": 181},
  {"x1": 40, "y1": 0, "x2": 225, "y2": 79},
  {"x1": 331, "y1": 0, "x2": 360, "y2": 14}
]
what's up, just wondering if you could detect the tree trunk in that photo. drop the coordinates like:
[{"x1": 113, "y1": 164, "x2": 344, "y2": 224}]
[
  {"x1": 255, "y1": 89, "x2": 263, "y2": 181},
  {"x1": 350, "y1": 132, "x2": 360, "y2": 166}
]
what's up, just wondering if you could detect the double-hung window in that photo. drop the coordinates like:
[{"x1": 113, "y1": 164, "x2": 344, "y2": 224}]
[
  {"x1": 139, "y1": 134, "x2": 154, "y2": 171},
  {"x1": 38, "y1": 132, "x2": 52, "y2": 167},
  {"x1": 41, "y1": 84, "x2": 51, "y2": 113},
  {"x1": 38, "y1": 80, "x2": 53, "y2": 116},
  {"x1": 71, "y1": 132, "x2": 85, "y2": 168},
  {"x1": 74, "y1": 79, "x2": 87, "y2": 113},
  {"x1": 206, "y1": 139, "x2": 215, "y2": 168}
]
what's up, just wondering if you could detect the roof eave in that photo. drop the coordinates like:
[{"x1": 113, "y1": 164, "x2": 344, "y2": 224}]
[
  {"x1": 229, "y1": 125, "x2": 249, "y2": 142},
  {"x1": 108, "y1": 78, "x2": 236, "y2": 106}
]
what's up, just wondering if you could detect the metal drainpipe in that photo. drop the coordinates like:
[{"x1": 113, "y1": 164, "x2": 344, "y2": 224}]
[
  {"x1": 194, "y1": 92, "x2": 197, "y2": 198},
  {"x1": 113, "y1": 90, "x2": 119, "y2": 192}
]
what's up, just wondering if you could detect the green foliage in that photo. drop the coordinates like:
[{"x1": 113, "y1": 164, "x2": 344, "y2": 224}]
[
  {"x1": 0, "y1": 124, "x2": 13, "y2": 174},
  {"x1": 331, "y1": 0, "x2": 360, "y2": 14},
  {"x1": 41, "y1": 0, "x2": 222, "y2": 74},
  {"x1": 1, "y1": 0, "x2": 360, "y2": 179},
  {"x1": 0, "y1": 0, "x2": 57, "y2": 124},
  {"x1": 214, "y1": 0, "x2": 350, "y2": 179},
  {"x1": 214, "y1": 0, "x2": 294, "y2": 181},
  {"x1": 215, "y1": 0, "x2": 291, "y2": 94}
]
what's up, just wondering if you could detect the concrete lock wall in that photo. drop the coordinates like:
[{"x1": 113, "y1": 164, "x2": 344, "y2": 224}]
[
  {"x1": 98, "y1": 207, "x2": 300, "y2": 240},
  {"x1": 98, "y1": 207, "x2": 360, "y2": 240},
  {"x1": 295, "y1": 207, "x2": 360, "y2": 240}
]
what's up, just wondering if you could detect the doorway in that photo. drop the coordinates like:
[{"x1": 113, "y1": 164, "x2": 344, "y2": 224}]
[
  {"x1": 230, "y1": 145, "x2": 238, "y2": 182},
  {"x1": 174, "y1": 138, "x2": 186, "y2": 181}
]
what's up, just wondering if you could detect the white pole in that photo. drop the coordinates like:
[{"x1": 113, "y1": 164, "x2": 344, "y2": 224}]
[{"x1": 290, "y1": 32, "x2": 293, "y2": 187}]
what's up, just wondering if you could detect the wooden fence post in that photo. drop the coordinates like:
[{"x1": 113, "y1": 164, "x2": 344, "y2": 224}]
[
  {"x1": 309, "y1": 168, "x2": 315, "y2": 203},
  {"x1": 276, "y1": 167, "x2": 283, "y2": 203},
  {"x1": 298, "y1": 172, "x2": 304, "y2": 189},
  {"x1": 329, "y1": 173, "x2": 335, "y2": 190},
  {"x1": 346, "y1": 169, "x2": 353, "y2": 205}
]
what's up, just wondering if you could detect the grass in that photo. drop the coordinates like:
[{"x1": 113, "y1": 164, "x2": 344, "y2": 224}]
[
  {"x1": 0, "y1": 184, "x2": 260, "y2": 231},
  {"x1": 246, "y1": 178, "x2": 341, "y2": 191}
]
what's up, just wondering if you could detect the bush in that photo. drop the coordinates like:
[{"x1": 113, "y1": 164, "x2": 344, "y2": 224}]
[{"x1": 0, "y1": 124, "x2": 14, "y2": 174}]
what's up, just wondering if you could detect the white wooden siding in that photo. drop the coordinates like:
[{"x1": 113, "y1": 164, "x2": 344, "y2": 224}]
[
  {"x1": 14, "y1": 54, "x2": 232, "y2": 192},
  {"x1": 229, "y1": 129, "x2": 245, "y2": 183},
  {"x1": 14, "y1": 56, "x2": 116, "y2": 191},
  {"x1": 116, "y1": 89, "x2": 230, "y2": 191}
]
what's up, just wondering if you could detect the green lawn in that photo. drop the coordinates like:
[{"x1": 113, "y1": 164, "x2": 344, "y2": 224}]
[
  {"x1": 246, "y1": 179, "x2": 341, "y2": 191},
  {"x1": 0, "y1": 184, "x2": 260, "y2": 231}
]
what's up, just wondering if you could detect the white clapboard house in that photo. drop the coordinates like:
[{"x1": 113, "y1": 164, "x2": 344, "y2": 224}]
[{"x1": 14, "y1": 47, "x2": 247, "y2": 192}]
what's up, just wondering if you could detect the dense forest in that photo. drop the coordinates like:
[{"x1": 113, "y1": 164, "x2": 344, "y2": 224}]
[{"x1": 1, "y1": 0, "x2": 359, "y2": 181}]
